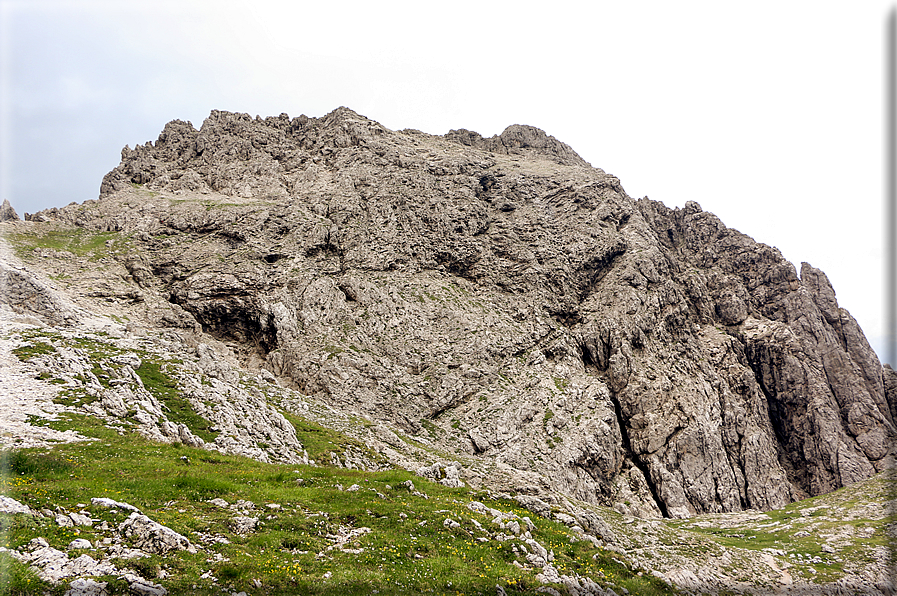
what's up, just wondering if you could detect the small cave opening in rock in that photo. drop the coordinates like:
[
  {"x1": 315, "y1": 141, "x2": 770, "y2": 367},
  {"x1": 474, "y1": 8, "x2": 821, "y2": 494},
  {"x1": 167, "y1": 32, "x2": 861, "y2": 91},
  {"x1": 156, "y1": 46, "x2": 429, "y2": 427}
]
[
  {"x1": 579, "y1": 338, "x2": 610, "y2": 372},
  {"x1": 476, "y1": 174, "x2": 499, "y2": 199},
  {"x1": 172, "y1": 296, "x2": 278, "y2": 358},
  {"x1": 580, "y1": 345, "x2": 595, "y2": 368},
  {"x1": 336, "y1": 283, "x2": 357, "y2": 302},
  {"x1": 549, "y1": 309, "x2": 582, "y2": 328}
]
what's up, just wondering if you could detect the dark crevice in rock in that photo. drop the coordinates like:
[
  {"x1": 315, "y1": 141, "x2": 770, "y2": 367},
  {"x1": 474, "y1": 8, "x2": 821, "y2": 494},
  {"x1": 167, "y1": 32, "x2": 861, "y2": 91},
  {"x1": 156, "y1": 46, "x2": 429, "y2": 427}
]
[
  {"x1": 304, "y1": 245, "x2": 342, "y2": 260},
  {"x1": 434, "y1": 254, "x2": 480, "y2": 281},
  {"x1": 580, "y1": 343, "x2": 596, "y2": 368},
  {"x1": 608, "y1": 391, "x2": 669, "y2": 518},
  {"x1": 763, "y1": 395, "x2": 807, "y2": 496},
  {"x1": 426, "y1": 390, "x2": 475, "y2": 421},
  {"x1": 336, "y1": 283, "x2": 357, "y2": 302},
  {"x1": 577, "y1": 242, "x2": 627, "y2": 301},
  {"x1": 615, "y1": 211, "x2": 631, "y2": 231},
  {"x1": 579, "y1": 334, "x2": 611, "y2": 372},
  {"x1": 170, "y1": 296, "x2": 278, "y2": 357},
  {"x1": 548, "y1": 309, "x2": 582, "y2": 328},
  {"x1": 217, "y1": 229, "x2": 247, "y2": 246},
  {"x1": 744, "y1": 346, "x2": 807, "y2": 498}
]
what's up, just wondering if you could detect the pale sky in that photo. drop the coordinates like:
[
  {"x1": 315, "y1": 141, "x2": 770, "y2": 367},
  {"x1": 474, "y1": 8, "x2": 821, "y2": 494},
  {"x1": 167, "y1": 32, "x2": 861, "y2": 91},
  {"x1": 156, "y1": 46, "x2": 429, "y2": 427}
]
[{"x1": 1, "y1": 1, "x2": 893, "y2": 365}]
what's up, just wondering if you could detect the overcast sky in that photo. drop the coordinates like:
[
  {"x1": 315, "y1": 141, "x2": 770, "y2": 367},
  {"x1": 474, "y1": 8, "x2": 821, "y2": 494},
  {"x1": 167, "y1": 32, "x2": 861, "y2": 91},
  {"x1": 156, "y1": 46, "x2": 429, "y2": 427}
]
[{"x1": 1, "y1": 1, "x2": 893, "y2": 365}]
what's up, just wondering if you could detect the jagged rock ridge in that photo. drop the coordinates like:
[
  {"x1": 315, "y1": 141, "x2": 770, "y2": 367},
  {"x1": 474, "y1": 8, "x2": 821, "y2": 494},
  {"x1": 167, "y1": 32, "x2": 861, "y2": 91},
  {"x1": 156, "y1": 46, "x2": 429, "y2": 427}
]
[{"x1": 29, "y1": 107, "x2": 897, "y2": 518}]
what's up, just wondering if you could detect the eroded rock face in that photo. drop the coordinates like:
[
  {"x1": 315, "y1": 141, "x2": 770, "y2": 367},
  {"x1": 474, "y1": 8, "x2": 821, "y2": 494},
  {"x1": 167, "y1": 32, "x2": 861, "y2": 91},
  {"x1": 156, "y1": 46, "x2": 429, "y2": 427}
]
[{"x1": 29, "y1": 107, "x2": 895, "y2": 518}]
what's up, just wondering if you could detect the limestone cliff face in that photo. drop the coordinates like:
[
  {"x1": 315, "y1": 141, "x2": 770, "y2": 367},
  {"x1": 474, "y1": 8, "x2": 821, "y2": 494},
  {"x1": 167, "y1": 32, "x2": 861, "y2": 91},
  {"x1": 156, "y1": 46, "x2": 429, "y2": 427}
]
[{"x1": 38, "y1": 107, "x2": 893, "y2": 518}]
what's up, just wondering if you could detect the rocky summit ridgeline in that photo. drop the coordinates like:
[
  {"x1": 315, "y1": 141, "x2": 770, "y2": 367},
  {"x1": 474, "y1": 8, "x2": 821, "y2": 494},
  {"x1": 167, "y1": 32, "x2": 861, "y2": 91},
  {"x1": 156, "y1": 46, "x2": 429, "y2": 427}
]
[{"x1": 14, "y1": 107, "x2": 897, "y2": 521}]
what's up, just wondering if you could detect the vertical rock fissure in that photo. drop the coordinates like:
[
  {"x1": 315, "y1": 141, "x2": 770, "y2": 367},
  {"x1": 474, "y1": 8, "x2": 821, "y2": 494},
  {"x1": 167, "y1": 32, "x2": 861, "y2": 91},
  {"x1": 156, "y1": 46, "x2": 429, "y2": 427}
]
[
  {"x1": 745, "y1": 357, "x2": 806, "y2": 498},
  {"x1": 730, "y1": 447, "x2": 750, "y2": 511},
  {"x1": 608, "y1": 392, "x2": 670, "y2": 518}
]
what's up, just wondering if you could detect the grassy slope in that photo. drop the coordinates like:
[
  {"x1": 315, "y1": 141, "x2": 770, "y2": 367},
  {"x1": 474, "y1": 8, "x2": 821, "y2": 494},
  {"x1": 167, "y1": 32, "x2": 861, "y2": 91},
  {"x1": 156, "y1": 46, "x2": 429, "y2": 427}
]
[{"x1": 0, "y1": 412, "x2": 677, "y2": 596}]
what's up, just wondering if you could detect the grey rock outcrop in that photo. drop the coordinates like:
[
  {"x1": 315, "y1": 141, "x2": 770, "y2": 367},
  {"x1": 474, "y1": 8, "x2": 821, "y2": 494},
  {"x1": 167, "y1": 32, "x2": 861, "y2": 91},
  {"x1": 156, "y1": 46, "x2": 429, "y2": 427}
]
[
  {"x1": 64, "y1": 578, "x2": 109, "y2": 596},
  {"x1": 17, "y1": 543, "x2": 118, "y2": 584},
  {"x1": 0, "y1": 199, "x2": 19, "y2": 221},
  {"x1": 417, "y1": 462, "x2": 465, "y2": 487},
  {"x1": 0, "y1": 260, "x2": 79, "y2": 326},
  {"x1": 229, "y1": 516, "x2": 259, "y2": 535},
  {"x1": 120, "y1": 573, "x2": 167, "y2": 596},
  {"x1": 118, "y1": 512, "x2": 196, "y2": 554},
  {"x1": 444, "y1": 124, "x2": 590, "y2": 167},
  {"x1": 0, "y1": 495, "x2": 34, "y2": 515},
  {"x1": 17, "y1": 327, "x2": 310, "y2": 464},
  {"x1": 27, "y1": 107, "x2": 895, "y2": 518}
]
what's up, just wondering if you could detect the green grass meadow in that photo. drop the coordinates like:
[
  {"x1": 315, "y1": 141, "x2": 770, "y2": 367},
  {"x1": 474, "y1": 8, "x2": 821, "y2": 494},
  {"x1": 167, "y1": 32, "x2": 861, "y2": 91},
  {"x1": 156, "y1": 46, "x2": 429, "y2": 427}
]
[{"x1": 0, "y1": 411, "x2": 677, "y2": 596}]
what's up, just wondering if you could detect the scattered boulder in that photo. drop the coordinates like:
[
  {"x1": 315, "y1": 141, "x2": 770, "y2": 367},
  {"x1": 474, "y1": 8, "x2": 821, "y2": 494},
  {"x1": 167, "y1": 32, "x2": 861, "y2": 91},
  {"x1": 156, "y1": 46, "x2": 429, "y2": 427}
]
[
  {"x1": 121, "y1": 572, "x2": 167, "y2": 596},
  {"x1": 67, "y1": 538, "x2": 93, "y2": 550},
  {"x1": 514, "y1": 495, "x2": 552, "y2": 518},
  {"x1": 91, "y1": 497, "x2": 141, "y2": 513},
  {"x1": 69, "y1": 512, "x2": 94, "y2": 527},
  {"x1": 118, "y1": 512, "x2": 195, "y2": 554},
  {"x1": 0, "y1": 496, "x2": 33, "y2": 515},
  {"x1": 230, "y1": 516, "x2": 259, "y2": 535},
  {"x1": 64, "y1": 578, "x2": 109, "y2": 596}
]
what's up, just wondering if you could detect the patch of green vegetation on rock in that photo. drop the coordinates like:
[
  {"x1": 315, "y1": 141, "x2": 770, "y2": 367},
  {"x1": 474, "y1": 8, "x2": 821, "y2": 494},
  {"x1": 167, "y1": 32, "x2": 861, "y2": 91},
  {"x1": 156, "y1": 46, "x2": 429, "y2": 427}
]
[
  {"x1": 11, "y1": 341, "x2": 56, "y2": 361},
  {"x1": 68, "y1": 336, "x2": 121, "y2": 361},
  {"x1": 135, "y1": 360, "x2": 218, "y2": 443},
  {"x1": 9, "y1": 228, "x2": 123, "y2": 260},
  {"x1": 419, "y1": 418, "x2": 442, "y2": 438},
  {"x1": 323, "y1": 344, "x2": 344, "y2": 359},
  {"x1": 281, "y1": 411, "x2": 388, "y2": 468}
]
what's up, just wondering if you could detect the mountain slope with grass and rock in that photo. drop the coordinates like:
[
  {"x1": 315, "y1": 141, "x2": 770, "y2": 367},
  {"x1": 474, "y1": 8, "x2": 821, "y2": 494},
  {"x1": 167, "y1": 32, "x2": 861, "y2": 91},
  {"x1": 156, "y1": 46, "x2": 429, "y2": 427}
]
[{"x1": 1, "y1": 106, "x2": 894, "y2": 595}]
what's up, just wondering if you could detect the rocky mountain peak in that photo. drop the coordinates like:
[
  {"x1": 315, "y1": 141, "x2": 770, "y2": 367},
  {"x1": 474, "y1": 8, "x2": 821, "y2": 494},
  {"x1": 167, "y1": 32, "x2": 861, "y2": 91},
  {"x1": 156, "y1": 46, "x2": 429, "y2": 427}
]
[
  {"x1": 445, "y1": 123, "x2": 590, "y2": 167},
  {"x1": 17, "y1": 107, "x2": 897, "y2": 522}
]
